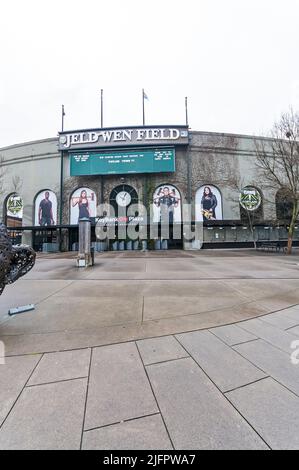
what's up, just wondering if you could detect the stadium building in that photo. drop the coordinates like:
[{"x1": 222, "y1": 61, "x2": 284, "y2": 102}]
[{"x1": 0, "y1": 125, "x2": 296, "y2": 251}]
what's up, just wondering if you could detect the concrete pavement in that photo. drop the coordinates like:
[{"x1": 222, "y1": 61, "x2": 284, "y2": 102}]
[
  {"x1": 2, "y1": 250, "x2": 299, "y2": 355},
  {"x1": 1, "y1": 249, "x2": 299, "y2": 449}
]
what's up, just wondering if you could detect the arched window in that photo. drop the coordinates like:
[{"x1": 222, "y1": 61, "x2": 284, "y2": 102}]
[
  {"x1": 276, "y1": 189, "x2": 293, "y2": 220},
  {"x1": 110, "y1": 184, "x2": 138, "y2": 216},
  {"x1": 34, "y1": 190, "x2": 57, "y2": 226},
  {"x1": 4, "y1": 193, "x2": 23, "y2": 227}
]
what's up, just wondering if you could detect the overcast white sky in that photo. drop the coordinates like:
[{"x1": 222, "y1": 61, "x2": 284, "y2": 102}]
[{"x1": 0, "y1": 0, "x2": 298, "y2": 147}]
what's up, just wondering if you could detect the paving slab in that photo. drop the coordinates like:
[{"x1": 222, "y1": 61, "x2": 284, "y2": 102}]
[
  {"x1": 84, "y1": 342, "x2": 157, "y2": 430},
  {"x1": 238, "y1": 318, "x2": 299, "y2": 354},
  {"x1": 210, "y1": 324, "x2": 257, "y2": 346},
  {"x1": 176, "y1": 330, "x2": 265, "y2": 392},
  {"x1": 234, "y1": 339, "x2": 299, "y2": 396},
  {"x1": 137, "y1": 336, "x2": 189, "y2": 365},
  {"x1": 28, "y1": 348, "x2": 91, "y2": 386},
  {"x1": 82, "y1": 414, "x2": 172, "y2": 450},
  {"x1": 146, "y1": 357, "x2": 267, "y2": 449},
  {"x1": 259, "y1": 311, "x2": 299, "y2": 330},
  {"x1": 0, "y1": 379, "x2": 87, "y2": 450},
  {"x1": 282, "y1": 306, "x2": 299, "y2": 322},
  {"x1": 287, "y1": 325, "x2": 299, "y2": 336},
  {"x1": 226, "y1": 378, "x2": 299, "y2": 449},
  {"x1": 0, "y1": 354, "x2": 41, "y2": 426}
]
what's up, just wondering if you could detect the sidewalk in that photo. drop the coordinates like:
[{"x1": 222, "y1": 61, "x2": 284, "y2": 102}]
[
  {"x1": 0, "y1": 250, "x2": 299, "y2": 449},
  {"x1": 0, "y1": 305, "x2": 299, "y2": 449}
]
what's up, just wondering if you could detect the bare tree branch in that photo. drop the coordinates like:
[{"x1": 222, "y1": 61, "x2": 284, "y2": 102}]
[{"x1": 254, "y1": 108, "x2": 299, "y2": 253}]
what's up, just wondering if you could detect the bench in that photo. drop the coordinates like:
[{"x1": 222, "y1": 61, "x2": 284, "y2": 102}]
[{"x1": 256, "y1": 241, "x2": 283, "y2": 252}]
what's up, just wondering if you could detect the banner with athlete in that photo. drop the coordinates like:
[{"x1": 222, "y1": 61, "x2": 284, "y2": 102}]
[
  {"x1": 34, "y1": 190, "x2": 57, "y2": 226},
  {"x1": 152, "y1": 184, "x2": 182, "y2": 223},
  {"x1": 70, "y1": 187, "x2": 97, "y2": 224},
  {"x1": 195, "y1": 185, "x2": 223, "y2": 221}
]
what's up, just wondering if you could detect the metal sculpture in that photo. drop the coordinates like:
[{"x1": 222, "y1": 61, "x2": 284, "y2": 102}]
[{"x1": 0, "y1": 223, "x2": 36, "y2": 296}]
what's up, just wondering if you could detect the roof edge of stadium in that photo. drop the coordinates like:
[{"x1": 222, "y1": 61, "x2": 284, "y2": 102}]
[
  {"x1": 0, "y1": 129, "x2": 272, "y2": 152},
  {"x1": 0, "y1": 136, "x2": 58, "y2": 152}
]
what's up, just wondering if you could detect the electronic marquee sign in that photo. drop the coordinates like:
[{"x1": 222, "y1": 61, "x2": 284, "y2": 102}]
[{"x1": 70, "y1": 148, "x2": 175, "y2": 176}]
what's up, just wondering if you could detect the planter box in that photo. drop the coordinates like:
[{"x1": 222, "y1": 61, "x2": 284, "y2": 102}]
[
  {"x1": 112, "y1": 241, "x2": 119, "y2": 251},
  {"x1": 161, "y1": 240, "x2": 168, "y2": 250},
  {"x1": 154, "y1": 240, "x2": 161, "y2": 250},
  {"x1": 96, "y1": 241, "x2": 108, "y2": 251},
  {"x1": 42, "y1": 243, "x2": 59, "y2": 253},
  {"x1": 119, "y1": 241, "x2": 125, "y2": 251}
]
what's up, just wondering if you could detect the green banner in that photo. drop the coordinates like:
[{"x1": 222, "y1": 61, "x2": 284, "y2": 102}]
[{"x1": 70, "y1": 147, "x2": 175, "y2": 176}]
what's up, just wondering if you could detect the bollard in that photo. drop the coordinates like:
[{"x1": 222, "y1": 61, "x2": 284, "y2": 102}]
[{"x1": 77, "y1": 218, "x2": 93, "y2": 267}]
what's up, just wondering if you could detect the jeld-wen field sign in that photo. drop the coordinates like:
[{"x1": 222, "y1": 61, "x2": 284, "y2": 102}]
[
  {"x1": 59, "y1": 126, "x2": 189, "y2": 150},
  {"x1": 70, "y1": 148, "x2": 175, "y2": 176}
]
